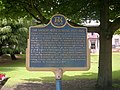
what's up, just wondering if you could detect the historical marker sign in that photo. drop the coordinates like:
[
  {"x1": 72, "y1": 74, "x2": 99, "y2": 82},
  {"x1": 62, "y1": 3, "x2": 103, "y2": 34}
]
[{"x1": 26, "y1": 14, "x2": 90, "y2": 71}]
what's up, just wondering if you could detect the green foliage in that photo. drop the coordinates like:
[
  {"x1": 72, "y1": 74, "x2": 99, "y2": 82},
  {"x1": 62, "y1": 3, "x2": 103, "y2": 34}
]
[
  {"x1": 0, "y1": 0, "x2": 119, "y2": 88},
  {"x1": 0, "y1": 26, "x2": 12, "y2": 34},
  {"x1": 114, "y1": 28, "x2": 120, "y2": 34},
  {"x1": 0, "y1": 19, "x2": 28, "y2": 54},
  {"x1": 0, "y1": 53, "x2": 120, "y2": 87},
  {"x1": 0, "y1": 0, "x2": 120, "y2": 24}
]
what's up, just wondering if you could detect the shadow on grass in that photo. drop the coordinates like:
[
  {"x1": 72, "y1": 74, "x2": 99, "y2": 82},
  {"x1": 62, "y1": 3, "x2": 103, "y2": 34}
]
[
  {"x1": 13, "y1": 80, "x2": 97, "y2": 90},
  {"x1": 0, "y1": 54, "x2": 25, "y2": 67},
  {"x1": 14, "y1": 82, "x2": 56, "y2": 90},
  {"x1": 22, "y1": 72, "x2": 97, "y2": 82},
  {"x1": 21, "y1": 72, "x2": 97, "y2": 90},
  {"x1": 0, "y1": 59, "x2": 25, "y2": 67},
  {"x1": 23, "y1": 77, "x2": 55, "y2": 82},
  {"x1": 0, "y1": 67, "x2": 16, "y2": 72},
  {"x1": 17, "y1": 79, "x2": 96, "y2": 90},
  {"x1": 112, "y1": 70, "x2": 120, "y2": 88},
  {"x1": 20, "y1": 71, "x2": 120, "y2": 90}
]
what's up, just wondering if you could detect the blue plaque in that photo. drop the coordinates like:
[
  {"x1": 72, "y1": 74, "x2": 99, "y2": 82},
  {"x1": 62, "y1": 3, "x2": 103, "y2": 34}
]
[{"x1": 26, "y1": 14, "x2": 90, "y2": 71}]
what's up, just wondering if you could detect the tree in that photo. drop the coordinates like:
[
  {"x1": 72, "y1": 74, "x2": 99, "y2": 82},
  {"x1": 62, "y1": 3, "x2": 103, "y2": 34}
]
[
  {"x1": 114, "y1": 29, "x2": 120, "y2": 35},
  {"x1": 1, "y1": 0, "x2": 120, "y2": 89},
  {"x1": 0, "y1": 19, "x2": 28, "y2": 60}
]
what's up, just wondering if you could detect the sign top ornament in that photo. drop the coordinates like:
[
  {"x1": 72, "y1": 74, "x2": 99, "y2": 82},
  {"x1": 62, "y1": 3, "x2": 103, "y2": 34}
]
[{"x1": 51, "y1": 14, "x2": 67, "y2": 28}]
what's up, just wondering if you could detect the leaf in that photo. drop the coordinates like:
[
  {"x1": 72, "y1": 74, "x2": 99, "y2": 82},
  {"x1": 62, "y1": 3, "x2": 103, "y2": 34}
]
[{"x1": 0, "y1": 26, "x2": 12, "y2": 34}]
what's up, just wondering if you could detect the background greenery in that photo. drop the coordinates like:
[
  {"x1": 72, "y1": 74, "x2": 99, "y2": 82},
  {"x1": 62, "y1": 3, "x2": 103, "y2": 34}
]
[
  {"x1": 0, "y1": 0, "x2": 120, "y2": 88},
  {"x1": 0, "y1": 53, "x2": 120, "y2": 87}
]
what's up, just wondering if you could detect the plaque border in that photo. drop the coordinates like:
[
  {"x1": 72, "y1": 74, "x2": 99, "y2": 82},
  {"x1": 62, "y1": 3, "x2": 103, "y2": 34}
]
[{"x1": 26, "y1": 14, "x2": 90, "y2": 72}]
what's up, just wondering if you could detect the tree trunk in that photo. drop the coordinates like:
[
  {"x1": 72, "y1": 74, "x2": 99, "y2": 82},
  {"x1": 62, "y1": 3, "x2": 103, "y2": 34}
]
[
  {"x1": 97, "y1": 32, "x2": 112, "y2": 89},
  {"x1": 10, "y1": 54, "x2": 17, "y2": 60},
  {"x1": 96, "y1": 0, "x2": 113, "y2": 89},
  {"x1": 0, "y1": 51, "x2": 3, "y2": 56},
  {"x1": 0, "y1": 45, "x2": 4, "y2": 56}
]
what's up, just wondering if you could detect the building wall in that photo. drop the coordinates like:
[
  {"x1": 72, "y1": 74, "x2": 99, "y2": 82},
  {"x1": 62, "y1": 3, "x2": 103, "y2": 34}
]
[
  {"x1": 112, "y1": 35, "x2": 120, "y2": 47},
  {"x1": 88, "y1": 33, "x2": 99, "y2": 53},
  {"x1": 88, "y1": 33, "x2": 120, "y2": 53},
  {"x1": 112, "y1": 35, "x2": 120, "y2": 52}
]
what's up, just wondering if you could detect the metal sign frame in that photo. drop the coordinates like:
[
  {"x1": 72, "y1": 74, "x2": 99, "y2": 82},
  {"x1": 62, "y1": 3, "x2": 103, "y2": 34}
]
[{"x1": 26, "y1": 14, "x2": 90, "y2": 72}]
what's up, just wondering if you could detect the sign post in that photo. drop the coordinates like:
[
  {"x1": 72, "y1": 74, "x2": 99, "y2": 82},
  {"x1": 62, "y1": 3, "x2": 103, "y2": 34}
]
[
  {"x1": 54, "y1": 68, "x2": 63, "y2": 90},
  {"x1": 26, "y1": 14, "x2": 90, "y2": 90}
]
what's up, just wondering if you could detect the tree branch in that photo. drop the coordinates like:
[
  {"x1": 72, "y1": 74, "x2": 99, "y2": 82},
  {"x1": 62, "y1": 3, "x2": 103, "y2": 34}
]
[
  {"x1": 23, "y1": 1, "x2": 100, "y2": 33},
  {"x1": 27, "y1": 0, "x2": 48, "y2": 24},
  {"x1": 33, "y1": 4, "x2": 49, "y2": 24},
  {"x1": 24, "y1": 6, "x2": 41, "y2": 22},
  {"x1": 109, "y1": 17, "x2": 120, "y2": 33},
  {"x1": 87, "y1": 26, "x2": 100, "y2": 33},
  {"x1": 68, "y1": 21, "x2": 100, "y2": 33},
  {"x1": 19, "y1": 1, "x2": 42, "y2": 23}
]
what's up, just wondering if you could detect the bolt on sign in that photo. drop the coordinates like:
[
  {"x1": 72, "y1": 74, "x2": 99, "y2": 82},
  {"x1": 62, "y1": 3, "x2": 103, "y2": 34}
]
[{"x1": 26, "y1": 14, "x2": 90, "y2": 72}]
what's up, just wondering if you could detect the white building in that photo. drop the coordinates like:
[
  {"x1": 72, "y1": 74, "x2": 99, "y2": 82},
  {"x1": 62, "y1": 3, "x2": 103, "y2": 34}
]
[
  {"x1": 112, "y1": 35, "x2": 120, "y2": 52},
  {"x1": 88, "y1": 33, "x2": 120, "y2": 53}
]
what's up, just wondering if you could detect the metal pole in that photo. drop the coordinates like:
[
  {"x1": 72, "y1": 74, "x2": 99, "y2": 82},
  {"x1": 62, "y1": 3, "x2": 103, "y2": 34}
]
[
  {"x1": 54, "y1": 68, "x2": 63, "y2": 90},
  {"x1": 56, "y1": 79, "x2": 62, "y2": 90}
]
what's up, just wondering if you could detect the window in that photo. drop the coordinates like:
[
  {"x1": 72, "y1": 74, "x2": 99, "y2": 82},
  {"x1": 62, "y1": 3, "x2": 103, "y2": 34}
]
[
  {"x1": 91, "y1": 41, "x2": 96, "y2": 49},
  {"x1": 115, "y1": 39, "x2": 119, "y2": 47}
]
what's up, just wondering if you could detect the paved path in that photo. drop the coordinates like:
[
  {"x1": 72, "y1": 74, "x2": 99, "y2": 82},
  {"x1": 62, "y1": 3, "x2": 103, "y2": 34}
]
[
  {"x1": 1, "y1": 80, "x2": 96, "y2": 90},
  {"x1": 1, "y1": 79, "x2": 120, "y2": 90}
]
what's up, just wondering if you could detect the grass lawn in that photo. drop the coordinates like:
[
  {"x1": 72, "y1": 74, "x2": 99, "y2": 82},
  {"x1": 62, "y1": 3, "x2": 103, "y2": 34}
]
[{"x1": 0, "y1": 53, "x2": 120, "y2": 87}]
